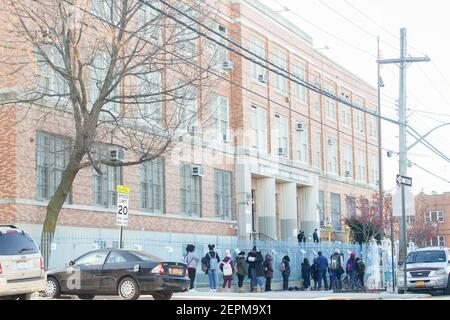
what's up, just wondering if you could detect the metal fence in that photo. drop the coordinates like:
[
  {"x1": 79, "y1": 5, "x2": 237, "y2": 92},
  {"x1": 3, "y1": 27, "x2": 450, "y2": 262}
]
[{"x1": 39, "y1": 231, "x2": 366, "y2": 287}]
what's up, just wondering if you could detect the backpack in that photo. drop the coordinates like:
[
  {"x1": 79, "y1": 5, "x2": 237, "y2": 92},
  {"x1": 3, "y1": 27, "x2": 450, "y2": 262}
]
[
  {"x1": 223, "y1": 260, "x2": 233, "y2": 276},
  {"x1": 346, "y1": 259, "x2": 353, "y2": 272},
  {"x1": 201, "y1": 256, "x2": 208, "y2": 272},
  {"x1": 208, "y1": 252, "x2": 219, "y2": 270},
  {"x1": 357, "y1": 261, "x2": 365, "y2": 273},
  {"x1": 279, "y1": 262, "x2": 286, "y2": 272},
  {"x1": 330, "y1": 253, "x2": 341, "y2": 271}
]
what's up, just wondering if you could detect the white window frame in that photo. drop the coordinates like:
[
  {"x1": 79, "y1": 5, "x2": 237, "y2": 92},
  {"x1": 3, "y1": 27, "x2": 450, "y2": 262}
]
[
  {"x1": 137, "y1": 1, "x2": 163, "y2": 45},
  {"x1": 315, "y1": 132, "x2": 322, "y2": 170},
  {"x1": 356, "y1": 110, "x2": 365, "y2": 134},
  {"x1": 293, "y1": 64, "x2": 307, "y2": 102},
  {"x1": 327, "y1": 138, "x2": 338, "y2": 175},
  {"x1": 250, "y1": 105, "x2": 267, "y2": 152},
  {"x1": 177, "y1": 84, "x2": 198, "y2": 131},
  {"x1": 180, "y1": 162, "x2": 202, "y2": 217},
  {"x1": 210, "y1": 23, "x2": 228, "y2": 70},
  {"x1": 140, "y1": 157, "x2": 164, "y2": 214},
  {"x1": 249, "y1": 36, "x2": 266, "y2": 83},
  {"x1": 357, "y1": 149, "x2": 367, "y2": 182},
  {"x1": 370, "y1": 155, "x2": 379, "y2": 185},
  {"x1": 272, "y1": 49, "x2": 288, "y2": 94},
  {"x1": 137, "y1": 71, "x2": 163, "y2": 125},
  {"x1": 343, "y1": 144, "x2": 353, "y2": 177},
  {"x1": 211, "y1": 94, "x2": 230, "y2": 142},
  {"x1": 275, "y1": 114, "x2": 289, "y2": 157},
  {"x1": 214, "y1": 169, "x2": 232, "y2": 220},
  {"x1": 296, "y1": 123, "x2": 309, "y2": 163}
]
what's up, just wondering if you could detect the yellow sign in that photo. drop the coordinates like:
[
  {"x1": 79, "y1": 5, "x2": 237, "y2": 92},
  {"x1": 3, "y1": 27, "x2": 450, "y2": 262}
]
[{"x1": 116, "y1": 185, "x2": 130, "y2": 194}]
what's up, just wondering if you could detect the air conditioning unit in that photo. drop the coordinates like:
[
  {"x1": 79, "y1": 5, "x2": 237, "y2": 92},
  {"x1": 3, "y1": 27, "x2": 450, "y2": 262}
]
[
  {"x1": 109, "y1": 148, "x2": 125, "y2": 162},
  {"x1": 345, "y1": 171, "x2": 351, "y2": 177},
  {"x1": 296, "y1": 123, "x2": 305, "y2": 132},
  {"x1": 327, "y1": 139, "x2": 335, "y2": 146},
  {"x1": 191, "y1": 165, "x2": 205, "y2": 177},
  {"x1": 277, "y1": 147, "x2": 287, "y2": 156},
  {"x1": 258, "y1": 74, "x2": 267, "y2": 84},
  {"x1": 221, "y1": 60, "x2": 234, "y2": 70}
]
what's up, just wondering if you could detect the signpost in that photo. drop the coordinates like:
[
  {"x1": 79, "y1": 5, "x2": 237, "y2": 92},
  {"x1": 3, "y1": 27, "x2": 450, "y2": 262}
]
[
  {"x1": 116, "y1": 185, "x2": 130, "y2": 249},
  {"x1": 396, "y1": 175, "x2": 412, "y2": 187}
]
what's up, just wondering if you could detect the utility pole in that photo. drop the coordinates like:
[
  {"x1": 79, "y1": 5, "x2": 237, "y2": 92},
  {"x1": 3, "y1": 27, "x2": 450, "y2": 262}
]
[{"x1": 378, "y1": 28, "x2": 430, "y2": 294}]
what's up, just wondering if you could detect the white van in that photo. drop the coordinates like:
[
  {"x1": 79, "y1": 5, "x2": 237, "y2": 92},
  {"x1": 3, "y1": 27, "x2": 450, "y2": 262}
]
[{"x1": 0, "y1": 225, "x2": 46, "y2": 299}]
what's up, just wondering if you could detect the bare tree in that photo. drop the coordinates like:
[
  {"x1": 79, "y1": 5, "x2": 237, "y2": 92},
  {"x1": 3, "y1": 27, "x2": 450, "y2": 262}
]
[
  {"x1": 0, "y1": 0, "x2": 222, "y2": 259},
  {"x1": 407, "y1": 197, "x2": 437, "y2": 248}
]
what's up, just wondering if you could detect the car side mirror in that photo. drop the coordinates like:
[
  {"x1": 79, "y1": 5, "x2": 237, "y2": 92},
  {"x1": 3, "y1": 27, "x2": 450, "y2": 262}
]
[{"x1": 69, "y1": 260, "x2": 75, "y2": 266}]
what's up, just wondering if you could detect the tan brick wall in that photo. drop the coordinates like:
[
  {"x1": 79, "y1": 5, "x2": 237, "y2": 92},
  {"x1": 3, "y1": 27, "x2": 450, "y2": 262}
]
[{"x1": 418, "y1": 192, "x2": 450, "y2": 247}]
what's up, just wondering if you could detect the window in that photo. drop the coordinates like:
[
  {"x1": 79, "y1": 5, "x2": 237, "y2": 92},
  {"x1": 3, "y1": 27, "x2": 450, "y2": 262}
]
[
  {"x1": 343, "y1": 144, "x2": 353, "y2": 177},
  {"x1": 347, "y1": 196, "x2": 356, "y2": 217},
  {"x1": 0, "y1": 231, "x2": 39, "y2": 256},
  {"x1": 437, "y1": 236, "x2": 445, "y2": 247},
  {"x1": 105, "y1": 251, "x2": 127, "y2": 264},
  {"x1": 326, "y1": 138, "x2": 338, "y2": 174},
  {"x1": 140, "y1": 157, "x2": 164, "y2": 213},
  {"x1": 177, "y1": 84, "x2": 198, "y2": 131},
  {"x1": 356, "y1": 110, "x2": 365, "y2": 133},
  {"x1": 211, "y1": 94, "x2": 230, "y2": 142},
  {"x1": 137, "y1": 71, "x2": 163, "y2": 124},
  {"x1": 425, "y1": 211, "x2": 445, "y2": 223},
  {"x1": 249, "y1": 36, "x2": 266, "y2": 82},
  {"x1": 370, "y1": 155, "x2": 379, "y2": 185},
  {"x1": 325, "y1": 83, "x2": 336, "y2": 121},
  {"x1": 296, "y1": 123, "x2": 309, "y2": 163},
  {"x1": 406, "y1": 216, "x2": 415, "y2": 225},
  {"x1": 214, "y1": 170, "x2": 232, "y2": 220},
  {"x1": 180, "y1": 163, "x2": 201, "y2": 217},
  {"x1": 369, "y1": 116, "x2": 377, "y2": 138},
  {"x1": 92, "y1": 147, "x2": 122, "y2": 208},
  {"x1": 175, "y1": 3, "x2": 199, "y2": 58},
  {"x1": 331, "y1": 193, "x2": 341, "y2": 231},
  {"x1": 319, "y1": 191, "x2": 325, "y2": 227},
  {"x1": 272, "y1": 49, "x2": 287, "y2": 93},
  {"x1": 357, "y1": 149, "x2": 366, "y2": 182},
  {"x1": 91, "y1": 52, "x2": 120, "y2": 117},
  {"x1": 293, "y1": 64, "x2": 307, "y2": 102},
  {"x1": 311, "y1": 76, "x2": 321, "y2": 115},
  {"x1": 315, "y1": 133, "x2": 322, "y2": 170},
  {"x1": 210, "y1": 23, "x2": 228, "y2": 69},
  {"x1": 75, "y1": 251, "x2": 108, "y2": 266},
  {"x1": 274, "y1": 114, "x2": 289, "y2": 157},
  {"x1": 250, "y1": 106, "x2": 267, "y2": 152},
  {"x1": 91, "y1": 0, "x2": 120, "y2": 24},
  {"x1": 36, "y1": 132, "x2": 71, "y2": 201},
  {"x1": 137, "y1": 1, "x2": 162, "y2": 44}
]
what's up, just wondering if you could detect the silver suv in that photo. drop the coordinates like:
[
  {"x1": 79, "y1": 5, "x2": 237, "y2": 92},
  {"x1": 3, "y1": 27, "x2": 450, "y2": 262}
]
[
  {"x1": 0, "y1": 225, "x2": 46, "y2": 299},
  {"x1": 397, "y1": 246, "x2": 450, "y2": 294}
]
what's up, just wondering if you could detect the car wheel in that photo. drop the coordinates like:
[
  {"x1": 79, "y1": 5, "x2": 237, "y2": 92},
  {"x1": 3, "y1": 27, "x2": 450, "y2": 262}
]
[
  {"x1": 152, "y1": 291, "x2": 173, "y2": 300},
  {"x1": 445, "y1": 276, "x2": 450, "y2": 295},
  {"x1": 17, "y1": 293, "x2": 32, "y2": 300},
  {"x1": 45, "y1": 277, "x2": 61, "y2": 298},
  {"x1": 78, "y1": 294, "x2": 95, "y2": 300},
  {"x1": 118, "y1": 277, "x2": 140, "y2": 300}
]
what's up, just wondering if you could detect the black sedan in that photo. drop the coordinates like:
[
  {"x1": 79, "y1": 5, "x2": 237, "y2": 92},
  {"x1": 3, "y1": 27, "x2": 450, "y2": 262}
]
[{"x1": 44, "y1": 249, "x2": 190, "y2": 300}]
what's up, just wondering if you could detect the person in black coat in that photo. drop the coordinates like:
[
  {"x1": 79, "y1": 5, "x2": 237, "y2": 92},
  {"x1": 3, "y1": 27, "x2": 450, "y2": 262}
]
[
  {"x1": 246, "y1": 246, "x2": 264, "y2": 292},
  {"x1": 311, "y1": 258, "x2": 319, "y2": 290},
  {"x1": 281, "y1": 255, "x2": 291, "y2": 291}
]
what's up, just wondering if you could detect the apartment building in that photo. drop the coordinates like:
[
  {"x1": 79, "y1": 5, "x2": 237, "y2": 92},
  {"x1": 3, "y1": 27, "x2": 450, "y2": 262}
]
[{"x1": 0, "y1": 0, "x2": 379, "y2": 245}]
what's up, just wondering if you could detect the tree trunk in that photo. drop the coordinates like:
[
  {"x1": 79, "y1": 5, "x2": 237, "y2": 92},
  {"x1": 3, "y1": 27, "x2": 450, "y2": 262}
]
[{"x1": 41, "y1": 150, "x2": 84, "y2": 269}]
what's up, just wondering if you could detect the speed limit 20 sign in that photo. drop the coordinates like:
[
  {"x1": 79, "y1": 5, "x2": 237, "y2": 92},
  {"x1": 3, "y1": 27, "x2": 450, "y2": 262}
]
[{"x1": 116, "y1": 185, "x2": 130, "y2": 227}]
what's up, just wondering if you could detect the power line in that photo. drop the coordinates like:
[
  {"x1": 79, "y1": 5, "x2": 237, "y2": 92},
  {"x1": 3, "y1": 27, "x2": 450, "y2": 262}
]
[
  {"x1": 409, "y1": 160, "x2": 450, "y2": 184},
  {"x1": 407, "y1": 127, "x2": 450, "y2": 163}
]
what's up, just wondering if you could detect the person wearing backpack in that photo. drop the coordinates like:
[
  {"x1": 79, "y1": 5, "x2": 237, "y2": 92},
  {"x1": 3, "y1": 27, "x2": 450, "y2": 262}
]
[
  {"x1": 355, "y1": 257, "x2": 365, "y2": 289},
  {"x1": 235, "y1": 251, "x2": 247, "y2": 293},
  {"x1": 184, "y1": 244, "x2": 200, "y2": 291},
  {"x1": 346, "y1": 252, "x2": 357, "y2": 290},
  {"x1": 204, "y1": 244, "x2": 221, "y2": 292},
  {"x1": 301, "y1": 258, "x2": 311, "y2": 290},
  {"x1": 281, "y1": 255, "x2": 290, "y2": 291},
  {"x1": 246, "y1": 246, "x2": 264, "y2": 292},
  {"x1": 263, "y1": 253, "x2": 274, "y2": 292},
  {"x1": 316, "y1": 251, "x2": 328, "y2": 290},
  {"x1": 311, "y1": 258, "x2": 319, "y2": 290},
  {"x1": 219, "y1": 250, "x2": 236, "y2": 292},
  {"x1": 329, "y1": 249, "x2": 344, "y2": 291}
]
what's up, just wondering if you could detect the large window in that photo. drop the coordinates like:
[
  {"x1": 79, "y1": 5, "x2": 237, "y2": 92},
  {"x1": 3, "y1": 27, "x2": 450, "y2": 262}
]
[
  {"x1": 137, "y1": 1, "x2": 162, "y2": 44},
  {"x1": 331, "y1": 193, "x2": 342, "y2": 231},
  {"x1": 177, "y1": 84, "x2": 198, "y2": 131},
  {"x1": 315, "y1": 132, "x2": 322, "y2": 170},
  {"x1": 274, "y1": 114, "x2": 289, "y2": 157},
  {"x1": 347, "y1": 196, "x2": 356, "y2": 217},
  {"x1": 326, "y1": 138, "x2": 338, "y2": 174},
  {"x1": 214, "y1": 170, "x2": 232, "y2": 220},
  {"x1": 343, "y1": 144, "x2": 353, "y2": 177},
  {"x1": 249, "y1": 36, "x2": 266, "y2": 82},
  {"x1": 36, "y1": 132, "x2": 71, "y2": 201},
  {"x1": 250, "y1": 106, "x2": 267, "y2": 152},
  {"x1": 140, "y1": 157, "x2": 164, "y2": 213},
  {"x1": 91, "y1": 0, "x2": 120, "y2": 24},
  {"x1": 211, "y1": 94, "x2": 230, "y2": 142},
  {"x1": 369, "y1": 116, "x2": 377, "y2": 138},
  {"x1": 425, "y1": 211, "x2": 445, "y2": 223},
  {"x1": 357, "y1": 149, "x2": 367, "y2": 182},
  {"x1": 370, "y1": 155, "x2": 379, "y2": 185},
  {"x1": 137, "y1": 71, "x2": 163, "y2": 125},
  {"x1": 175, "y1": 2, "x2": 198, "y2": 59},
  {"x1": 296, "y1": 123, "x2": 309, "y2": 163},
  {"x1": 356, "y1": 110, "x2": 365, "y2": 133},
  {"x1": 319, "y1": 190, "x2": 325, "y2": 227},
  {"x1": 180, "y1": 163, "x2": 202, "y2": 217},
  {"x1": 36, "y1": 46, "x2": 69, "y2": 98},
  {"x1": 92, "y1": 147, "x2": 122, "y2": 207},
  {"x1": 325, "y1": 83, "x2": 336, "y2": 121},
  {"x1": 272, "y1": 49, "x2": 287, "y2": 93},
  {"x1": 293, "y1": 64, "x2": 307, "y2": 102},
  {"x1": 342, "y1": 105, "x2": 351, "y2": 127},
  {"x1": 210, "y1": 23, "x2": 228, "y2": 69}
]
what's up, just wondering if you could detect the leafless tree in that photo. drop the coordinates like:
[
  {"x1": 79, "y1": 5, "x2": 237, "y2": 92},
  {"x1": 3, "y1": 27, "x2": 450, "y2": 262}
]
[{"x1": 0, "y1": 0, "x2": 223, "y2": 259}]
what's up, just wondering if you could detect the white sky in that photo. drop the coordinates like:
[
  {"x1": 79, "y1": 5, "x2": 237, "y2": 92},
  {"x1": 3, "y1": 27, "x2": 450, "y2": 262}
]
[{"x1": 266, "y1": 0, "x2": 450, "y2": 195}]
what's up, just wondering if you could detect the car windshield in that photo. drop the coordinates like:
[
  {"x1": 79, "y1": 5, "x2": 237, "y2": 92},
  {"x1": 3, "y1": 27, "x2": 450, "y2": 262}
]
[
  {"x1": 409, "y1": 250, "x2": 446, "y2": 263},
  {"x1": 128, "y1": 251, "x2": 163, "y2": 262},
  {"x1": 0, "y1": 230, "x2": 39, "y2": 256}
]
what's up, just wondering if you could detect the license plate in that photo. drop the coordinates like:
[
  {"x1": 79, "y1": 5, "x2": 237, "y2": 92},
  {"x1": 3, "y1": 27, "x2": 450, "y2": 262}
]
[
  {"x1": 415, "y1": 281, "x2": 425, "y2": 287},
  {"x1": 17, "y1": 262, "x2": 31, "y2": 270},
  {"x1": 170, "y1": 268, "x2": 183, "y2": 276}
]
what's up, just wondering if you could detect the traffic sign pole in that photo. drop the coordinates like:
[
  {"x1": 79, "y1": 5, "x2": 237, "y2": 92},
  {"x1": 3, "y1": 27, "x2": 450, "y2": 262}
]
[{"x1": 119, "y1": 226, "x2": 123, "y2": 249}]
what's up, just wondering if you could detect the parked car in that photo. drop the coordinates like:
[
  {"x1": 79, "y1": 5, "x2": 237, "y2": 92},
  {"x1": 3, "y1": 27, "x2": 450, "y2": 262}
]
[
  {"x1": 397, "y1": 246, "x2": 450, "y2": 295},
  {"x1": 0, "y1": 225, "x2": 46, "y2": 300},
  {"x1": 44, "y1": 248, "x2": 190, "y2": 300}
]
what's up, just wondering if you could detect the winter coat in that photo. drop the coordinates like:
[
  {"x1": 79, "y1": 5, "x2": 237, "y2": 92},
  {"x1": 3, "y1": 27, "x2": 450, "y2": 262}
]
[
  {"x1": 311, "y1": 262, "x2": 319, "y2": 280},
  {"x1": 263, "y1": 256, "x2": 274, "y2": 278},
  {"x1": 281, "y1": 259, "x2": 291, "y2": 277},
  {"x1": 235, "y1": 255, "x2": 248, "y2": 276},
  {"x1": 204, "y1": 250, "x2": 220, "y2": 271},
  {"x1": 184, "y1": 251, "x2": 200, "y2": 269},
  {"x1": 346, "y1": 256, "x2": 356, "y2": 274},
  {"x1": 316, "y1": 255, "x2": 328, "y2": 271},
  {"x1": 301, "y1": 263, "x2": 311, "y2": 281},
  {"x1": 219, "y1": 257, "x2": 236, "y2": 280},
  {"x1": 356, "y1": 260, "x2": 365, "y2": 275},
  {"x1": 247, "y1": 251, "x2": 264, "y2": 277}
]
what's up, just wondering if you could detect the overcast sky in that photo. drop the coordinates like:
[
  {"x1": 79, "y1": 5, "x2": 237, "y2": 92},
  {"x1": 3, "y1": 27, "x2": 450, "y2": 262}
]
[{"x1": 265, "y1": 0, "x2": 450, "y2": 195}]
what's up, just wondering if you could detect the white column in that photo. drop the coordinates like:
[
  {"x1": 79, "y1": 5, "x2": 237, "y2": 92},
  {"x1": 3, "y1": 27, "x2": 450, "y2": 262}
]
[
  {"x1": 255, "y1": 177, "x2": 276, "y2": 239},
  {"x1": 236, "y1": 161, "x2": 252, "y2": 240},
  {"x1": 279, "y1": 182, "x2": 298, "y2": 242},
  {"x1": 298, "y1": 178, "x2": 320, "y2": 240}
]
